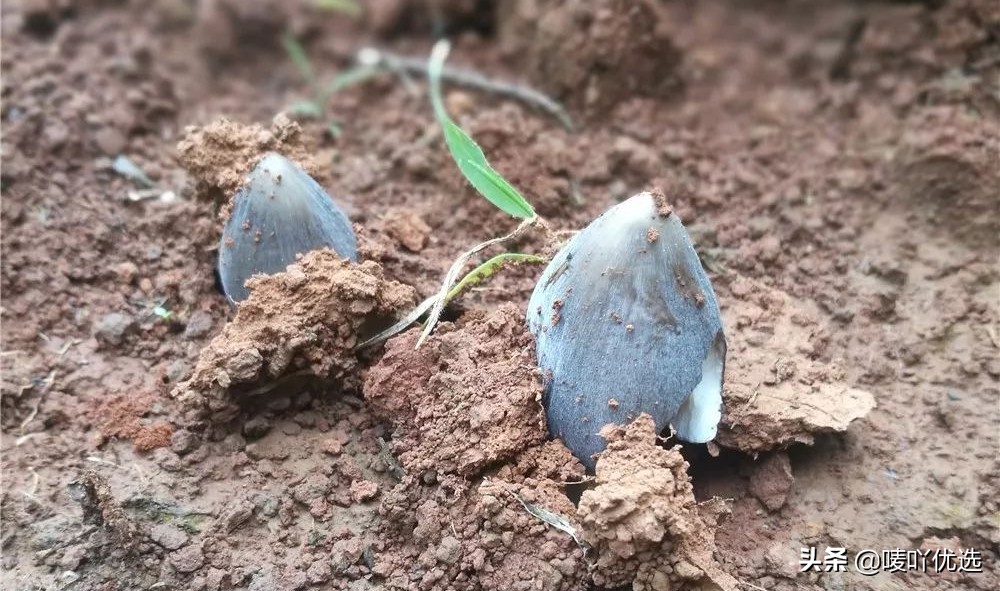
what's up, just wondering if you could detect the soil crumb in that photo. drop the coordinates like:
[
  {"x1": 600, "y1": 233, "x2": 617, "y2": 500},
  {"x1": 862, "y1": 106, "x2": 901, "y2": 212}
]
[
  {"x1": 176, "y1": 114, "x2": 320, "y2": 205},
  {"x1": 579, "y1": 414, "x2": 737, "y2": 591},
  {"x1": 381, "y1": 208, "x2": 432, "y2": 252},
  {"x1": 748, "y1": 451, "x2": 794, "y2": 512},
  {"x1": 365, "y1": 304, "x2": 547, "y2": 477},
  {"x1": 650, "y1": 186, "x2": 674, "y2": 218},
  {"x1": 717, "y1": 277, "x2": 876, "y2": 452},
  {"x1": 175, "y1": 250, "x2": 415, "y2": 422},
  {"x1": 93, "y1": 393, "x2": 174, "y2": 452}
]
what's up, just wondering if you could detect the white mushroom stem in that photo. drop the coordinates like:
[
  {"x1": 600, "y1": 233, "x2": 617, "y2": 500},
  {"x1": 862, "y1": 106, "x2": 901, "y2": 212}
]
[{"x1": 672, "y1": 339, "x2": 725, "y2": 443}]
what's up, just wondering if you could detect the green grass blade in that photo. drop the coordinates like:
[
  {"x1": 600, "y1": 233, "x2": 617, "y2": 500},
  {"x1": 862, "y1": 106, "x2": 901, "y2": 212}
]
[
  {"x1": 316, "y1": 65, "x2": 381, "y2": 104},
  {"x1": 313, "y1": 0, "x2": 362, "y2": 17},
  {"x1": 441, "y1": 121, "x2": 536, "y2": 218},
  {"x1": 286, "y1": 100, "x2": 323, "y2": 118},
  {"x1": 428, "y1": 41, "x2": 536, "y2": 219},
  {"x1": 282, "y1": 33, "x2": 315, "y2": 84},
  {"x1": 446, "y1": 253, "x2": 545, "y2": 301}
]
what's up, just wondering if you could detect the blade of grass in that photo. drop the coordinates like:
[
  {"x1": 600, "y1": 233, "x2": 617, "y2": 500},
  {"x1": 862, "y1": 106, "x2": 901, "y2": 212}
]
[
  {"x1": 316, "y1": 64, "x2": 382, "y2": 104},
  {"x1": 357, "y1": 253, "x2": 544, "y2": 350},
  {"x1": 428, "y1": 40, "x2": 536, "y2": 219},
  {"x1": 357, "y1": 295, "x2": 438, "y2": 349},
  {"x1": 287, "y1": 100, "x2": 324, "y2": 118},
  {"x1": 282, "y1": 33, "x2": 315, "y2": 85},
  {"x1": 313, "y1": 0, "x2": 362, "y2": 17},
  {"x1": 417, "y1": 217, "x2": 536, "y2": 348},
  {"x1": 446, "y1": 253, "x2": 544, "y2": 300}
]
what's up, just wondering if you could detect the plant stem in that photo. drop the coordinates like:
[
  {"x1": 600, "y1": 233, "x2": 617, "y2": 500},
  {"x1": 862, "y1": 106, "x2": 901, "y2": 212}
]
[
  {"x1": 357, "y1": 47, "x2": 575, "y2": 131},
  {"x1": 416, "y1": 216, "x2": 539, "y2": 348}
]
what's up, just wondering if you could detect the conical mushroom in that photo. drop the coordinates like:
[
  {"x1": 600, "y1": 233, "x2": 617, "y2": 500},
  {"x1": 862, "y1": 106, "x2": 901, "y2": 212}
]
[
  {"x1": 218, "y1": 152, "x2": 358, "y2": 303},
  {"x1": 527, "y1": 191, "x2": 726, "y2": 469}
]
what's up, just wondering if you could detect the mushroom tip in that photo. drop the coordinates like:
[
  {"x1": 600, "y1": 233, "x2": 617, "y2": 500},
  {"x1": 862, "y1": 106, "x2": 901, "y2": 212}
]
[
  {"x1": 256, "y1": 151, "x2": 293, "y2": 169},
  {"x1": 218, "y1": 151, "x2": 357, "y2": 304}
]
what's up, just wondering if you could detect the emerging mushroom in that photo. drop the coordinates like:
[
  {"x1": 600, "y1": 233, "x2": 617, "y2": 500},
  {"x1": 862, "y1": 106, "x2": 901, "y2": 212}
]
[
  {"x1": 218, "y1": 152, "x2": 358, "y2": 303},
  {"x1": 527, "y1": 191, "x2": 726, "y2": 469}
]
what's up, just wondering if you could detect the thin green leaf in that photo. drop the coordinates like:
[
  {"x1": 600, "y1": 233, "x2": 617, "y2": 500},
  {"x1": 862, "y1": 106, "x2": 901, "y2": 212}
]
[
  {"x1": 152, "y1": 306, "x2": 172, "y2": 320},
  {"x1": 440, "y1": 121, "x2": 535, "y2": 218},
  {"x1": 313, "y1": 0, "x2": 362, "y2": 17},
  {"x1": 357, "y1": 295, "x2": 437, "y2": 350},
  {"x1": 357, "y1": 252, "x2": 545, "y2": 350},
  {"x1": 428, "y1": 40, "x2": 536, "y2": 219},
  {"x1": 446, "y1": 253, "x2": 545, "y2": 301},
  {"x1": 282, "y1": 33, "x2": 315, "y2": 84},
  {"x1": 286, "y1": 100, "x2": 323, "y2": 118},
  {"x1": 316, "y1": 65, "x2": 382, "y2": 104}
]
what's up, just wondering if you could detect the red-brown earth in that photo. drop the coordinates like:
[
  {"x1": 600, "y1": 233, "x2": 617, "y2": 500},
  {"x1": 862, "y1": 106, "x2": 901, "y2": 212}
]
[{"x1": 2, "y1": 1, "x2": 998, "y2": 590}]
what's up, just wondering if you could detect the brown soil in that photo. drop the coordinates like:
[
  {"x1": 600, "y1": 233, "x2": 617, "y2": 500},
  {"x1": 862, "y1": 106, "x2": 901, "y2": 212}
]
[
  {"x1": 177, "y1": 114, "x2": 326, "y2": 208},
  {"x1": 365, "y1": 304, "x2": 547, "y2": 477},
  {"x1": 176, "y1": 249, "x2": 415, "y2": 423},
  {"x1": 579, "y1": 415, "x2": 737, "y2": 591},
  {"x1": 2, "y1": 1, "x2": 998, "y2": 591}
]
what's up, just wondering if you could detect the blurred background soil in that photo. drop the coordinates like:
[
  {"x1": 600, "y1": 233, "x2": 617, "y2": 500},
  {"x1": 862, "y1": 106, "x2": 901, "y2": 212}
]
[{"x1": 1, "y1": 0, "x2": 998, "y2": 590}]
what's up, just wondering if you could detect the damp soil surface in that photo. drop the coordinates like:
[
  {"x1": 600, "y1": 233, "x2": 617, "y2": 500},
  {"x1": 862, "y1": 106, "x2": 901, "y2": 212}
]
[{"x1": 2, "y1": 1, "x2": 998, "y2": 590}]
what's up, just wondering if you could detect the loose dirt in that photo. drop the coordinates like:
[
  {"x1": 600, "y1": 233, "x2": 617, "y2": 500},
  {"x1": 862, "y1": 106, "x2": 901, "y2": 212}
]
[
  {"x1": 176, "y1": 249, "x2": 415, "y2": 424},
  {"x1": 177, "y1": 115, "x2": 325, "y2": 208},
  {"x1": 2, "y1": 1, "x2": 998, "y2": 590},
  {"x1": 365, "y1": 304, "x2": 547, "y2": 477},
  {"x1": 580, "y1": 415, "x2": 738, "y2": 591}
]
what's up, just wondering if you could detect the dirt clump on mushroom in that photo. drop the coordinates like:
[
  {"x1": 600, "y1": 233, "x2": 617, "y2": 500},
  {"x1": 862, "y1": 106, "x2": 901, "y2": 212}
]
[
  {"x1": 176, "y1": 114, "x2": 324, "y2": 207},
  {"x1": 175, "y1": 250, "x2": 415, "y2": 423},
  {"x1": 579, "y1": 414, "x2": 737, "y2": 591}
]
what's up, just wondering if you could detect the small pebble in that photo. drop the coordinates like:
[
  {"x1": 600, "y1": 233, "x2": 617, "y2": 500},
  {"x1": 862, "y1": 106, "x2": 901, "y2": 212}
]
[
  {"x1": 150, "y1": 523, "x2": 189, "y2": 551},
  {"x1": 94, "y1": 312, "x2": 136, "y2": 346}
]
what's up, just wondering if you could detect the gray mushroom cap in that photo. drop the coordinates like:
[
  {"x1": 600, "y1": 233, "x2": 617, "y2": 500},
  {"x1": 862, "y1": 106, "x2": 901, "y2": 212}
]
[
  {"x1": 527, "y1": 191, "x2": 726, "y2": 469},
  {"x1": 218, "y1": 152, "x2": 358, "y2": 303}
]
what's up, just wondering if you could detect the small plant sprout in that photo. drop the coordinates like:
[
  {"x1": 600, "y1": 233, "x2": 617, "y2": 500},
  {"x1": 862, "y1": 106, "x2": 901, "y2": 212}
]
[
  {"x1": 282, "y1": 33, "x2": 574, "y2": 140},
  {"x1": 365, "y1": 41, "x2": 726, "y2": 468},
  {"x1": 356, "y1": 46, "x2": 574, "y2": 130},
  {"x1": 218, "y1": 153, "x2": 357, "y2": 303},
  {"x1": 282, "y1": 33, "x2": 380, "y2": 137},
  {"x1": 527, "y1": 192, "x2": 726, "y2": 469},
  {"x1": 428, "y1": 42, "x2": 536, "y2": 220},
  {"x1": 410, "y1": 40, "x2": 555, "y2": 347},
  {"x1": 358, "y1": 41, "x2": 554, "y2": 349}
]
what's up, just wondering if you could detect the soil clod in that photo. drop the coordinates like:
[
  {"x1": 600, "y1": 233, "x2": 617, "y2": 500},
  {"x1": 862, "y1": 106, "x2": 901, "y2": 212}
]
[
  {"x1": 176, "y1": 250, "x2": 415, "y2": 422},
  {"x1": 365, "y1": 304, "x2": 546, "y2": 478},
  {"x1": 579, "y1": 414, "x2": 737, "y2": 591}
]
